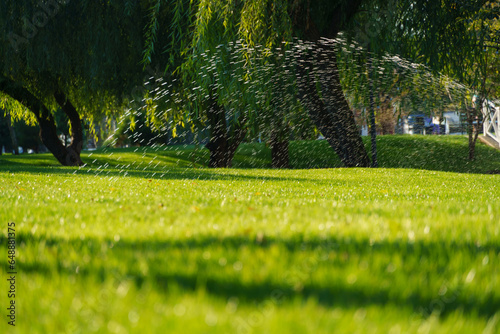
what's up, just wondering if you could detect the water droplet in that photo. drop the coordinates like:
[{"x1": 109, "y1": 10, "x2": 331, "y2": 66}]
[
  {"x1": 465, "y1": 269, "x2": 476, "y2": 283},
  {"x1": 233, "y1": 261, "x2": 243, "y2": 271},
  {"x1": 205, "y1": 313, "x2": 218, "y2": 326},
  {"x1": 173, "y1": 304, "x2": 186, "y2": 316},
  {"x1": 128, "y1": 310, "x2": 140, "y2": 323}
]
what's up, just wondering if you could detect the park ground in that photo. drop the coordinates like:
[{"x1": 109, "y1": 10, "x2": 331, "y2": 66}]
[{"x1": 0, "y1": 135, "x2": 500, "y2": 333}]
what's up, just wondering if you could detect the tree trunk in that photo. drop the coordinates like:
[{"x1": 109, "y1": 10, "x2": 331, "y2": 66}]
[
  {"x1": 35, "y1": 106, "x2": 83, "y2": 166},
  {"x1": 367, "y1": 51, "x2": 378, "y2": 168},
  {"x1": 270, "y1": 133, "x2": 289, "y2": 169},
  {"x1": 469, "y1": 131, "x2": 479, "y2": 161},
  {"x1": 467, "y1": 110, "x2": 474, "y2": 161},
  {"x1": 54, "y1": 91, "x2": 84, "y2": 165},
  {"x1": 226, "y1": 115, "x2": 248, "y2": 168},
  {"x1": 5, "y1": 113, "x2": 19, "y2": 155},
  {"x1": 296, "y1": 43, "x2": 370, "y2": 167},
  {"x1": 290, "y1": 0, "x2": 368, "y2": 167},
  {"x1": 467, "y1": 105, "x2": 482, "y2": 161},
  {"x1": 0, "y1": 78, "x2": 83, "y2": 166},
  {"x1": 205, "y1": 96, "x2": 247, "y2": 168},
  {"x1": 206, "y1": 97, "x2": 229, "y2": 167}
]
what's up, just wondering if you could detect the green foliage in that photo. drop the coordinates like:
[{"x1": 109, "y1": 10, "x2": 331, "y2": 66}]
[
  {"x1": 104, "y1": 111, "x2": 169, "y2": 147},
  {"x1": 140, "y1": 0, "x2": 498, "y2": 147},
  {"x1": 336, "y1": 36, "x2": 472, "y2": 118},
  {"x1": 0, "y1": 90, "x2": 35, "y2": 125},
  {"x1": 141, "y1": 0, "x2": 320, "y2": 146},
  {"x1": 373, "y1": 0, "x2": 499, "y2": 93},
  {"x1": 0, "y1": 1, "x2": 155, "y2": 123},
  {"x1": 335, "y1": 0, "x2": 500, "y2": 136}
]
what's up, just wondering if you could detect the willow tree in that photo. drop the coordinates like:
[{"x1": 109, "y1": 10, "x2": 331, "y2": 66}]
[
  {"x1": 0, "y1": 1, "x2": 159, "y2": 165},
  {"x1": 324, "y1": 0, "x2": 499, "y2": 161},
  {"x1": 141, "y1": 0, "x2": 371, "y2": 167},
  {"x1": 376, "y1": 0, "x2": 500, "y2": 160},
  {"x1": 141, "y1": 0, "x2": 498, "y2": 168},
  {"x1": 287, "y1": 0, "x2": 373, "y2": 167},
  {"x1": 186, "y1": 1, "x2": 305, "y2": 168}
]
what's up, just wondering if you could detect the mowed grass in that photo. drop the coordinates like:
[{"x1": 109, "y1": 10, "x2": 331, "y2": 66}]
[
  {"x1": 0, "y1": 135, "x2": 499, "y2": 334},
  {"x1": 2, "y1": 134, "x2": 500, "y2": 173}
]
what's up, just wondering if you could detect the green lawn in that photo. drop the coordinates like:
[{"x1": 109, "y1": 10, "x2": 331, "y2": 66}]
[{"x1": 1, "y1": 135, "x2": 499, "y2": 333}]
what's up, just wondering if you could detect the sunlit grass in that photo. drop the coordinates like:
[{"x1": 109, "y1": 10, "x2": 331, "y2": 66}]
[
  {"x1": 0, "y1": 135, "x2": 499, "y2": 333},
  {"x1": 2, "y1": 135, "x2": 500, "y2": 174}
]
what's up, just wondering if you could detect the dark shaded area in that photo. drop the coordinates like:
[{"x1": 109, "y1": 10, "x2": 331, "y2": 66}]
[
  {"x1": 0, "y1": 112, "x2": 14, "y2": 153},
  {"x1": 13, "y1": 121, "x2": 42, "y2": 153},
  {"x1": 205, "y1": 95, "x2": 248, "y2": 168},
  {"x1": 7, "y1": 232, "x2": 499, "y2": 320},
  {"x1": 270, "y1": 127, "x2": 290, "y2": 169},
  {"x1": 0, "y1": 158, "x2": 334, "y2": 183}
]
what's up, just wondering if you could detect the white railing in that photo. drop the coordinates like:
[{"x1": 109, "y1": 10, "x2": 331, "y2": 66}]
[{"x1": 482, "y1": 100, "x2": 500, "y2": 146}]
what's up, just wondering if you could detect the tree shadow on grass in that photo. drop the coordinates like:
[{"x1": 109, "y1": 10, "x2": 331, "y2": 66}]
[
  {"x1": 7, "y1": 232, "x2": 500, "y2": 320},
  {"x1": 0, "y1": 162, "x2": 335, "y2": 183},
  {"x1": 0, "y1": 152, "x2": 354, "y2": 183}
]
